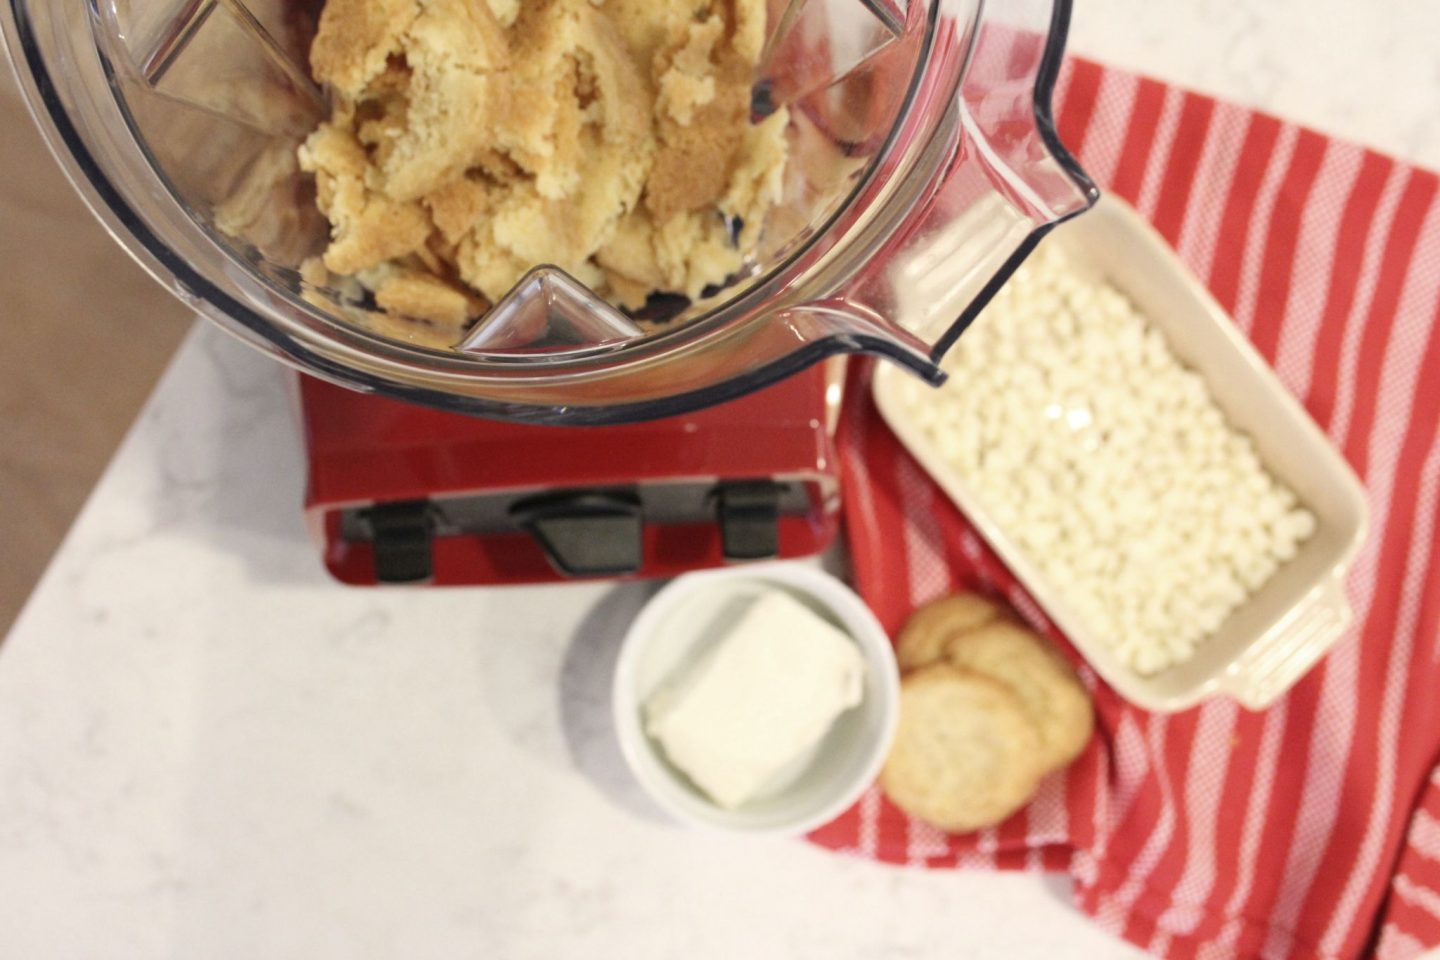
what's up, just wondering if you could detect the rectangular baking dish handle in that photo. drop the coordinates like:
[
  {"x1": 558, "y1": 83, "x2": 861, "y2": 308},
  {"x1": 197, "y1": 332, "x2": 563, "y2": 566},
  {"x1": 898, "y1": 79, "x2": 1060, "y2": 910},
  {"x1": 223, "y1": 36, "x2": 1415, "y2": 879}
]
[{"x1": 1222, "y1": 573, "x2": 1353, "y2": 710}]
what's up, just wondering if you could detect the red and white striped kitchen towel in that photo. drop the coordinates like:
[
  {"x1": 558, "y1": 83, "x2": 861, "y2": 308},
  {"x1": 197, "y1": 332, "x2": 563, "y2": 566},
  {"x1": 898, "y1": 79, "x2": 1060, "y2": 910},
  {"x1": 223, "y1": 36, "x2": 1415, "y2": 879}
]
[{"x1": 810, "y1": 58, "x2": 1440, "y2": 960}]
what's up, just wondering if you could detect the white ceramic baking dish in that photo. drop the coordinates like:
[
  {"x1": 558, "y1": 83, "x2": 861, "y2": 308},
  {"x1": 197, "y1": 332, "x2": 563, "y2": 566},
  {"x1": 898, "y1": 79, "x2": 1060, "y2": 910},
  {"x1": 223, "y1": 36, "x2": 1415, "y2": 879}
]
[{"x1": 873, "y1": 194, "x2": 1368, "y2": 713}]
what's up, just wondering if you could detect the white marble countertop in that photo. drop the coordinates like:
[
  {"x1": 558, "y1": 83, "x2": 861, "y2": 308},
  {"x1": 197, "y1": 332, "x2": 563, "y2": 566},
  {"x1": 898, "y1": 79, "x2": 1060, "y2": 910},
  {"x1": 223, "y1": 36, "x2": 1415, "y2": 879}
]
[{"x1": 3, "y1": 3, "x2": 1436, "y2": 957}]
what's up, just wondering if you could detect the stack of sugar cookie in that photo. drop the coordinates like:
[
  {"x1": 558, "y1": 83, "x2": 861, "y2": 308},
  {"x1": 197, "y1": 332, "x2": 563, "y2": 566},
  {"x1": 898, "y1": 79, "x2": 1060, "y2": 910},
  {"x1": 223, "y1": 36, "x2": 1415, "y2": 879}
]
[{"x1": 879, "y1": 593, "x2": 1094, "y2": 833}]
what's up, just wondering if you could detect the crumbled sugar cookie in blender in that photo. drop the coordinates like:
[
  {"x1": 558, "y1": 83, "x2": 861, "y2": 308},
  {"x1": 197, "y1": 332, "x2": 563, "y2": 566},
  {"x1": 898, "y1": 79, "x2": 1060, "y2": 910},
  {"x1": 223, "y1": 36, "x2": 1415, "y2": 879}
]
[{"x1": 299, "y1": 0, "x2": 788, "y2": 341}]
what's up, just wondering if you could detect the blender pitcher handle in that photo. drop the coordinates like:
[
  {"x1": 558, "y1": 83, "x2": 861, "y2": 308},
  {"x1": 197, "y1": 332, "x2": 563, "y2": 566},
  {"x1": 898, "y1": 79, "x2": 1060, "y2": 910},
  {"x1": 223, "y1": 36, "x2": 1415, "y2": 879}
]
[{"x1": 830, "y1": 0, "x2": 1098, "y2": 374}]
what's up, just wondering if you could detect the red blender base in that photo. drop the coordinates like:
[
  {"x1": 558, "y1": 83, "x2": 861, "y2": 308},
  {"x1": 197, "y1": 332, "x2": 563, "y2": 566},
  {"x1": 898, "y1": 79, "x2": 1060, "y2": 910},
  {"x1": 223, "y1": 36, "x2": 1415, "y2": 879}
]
[{"x1": 299, "y1": 366, "x2": 841, "y2": 586}]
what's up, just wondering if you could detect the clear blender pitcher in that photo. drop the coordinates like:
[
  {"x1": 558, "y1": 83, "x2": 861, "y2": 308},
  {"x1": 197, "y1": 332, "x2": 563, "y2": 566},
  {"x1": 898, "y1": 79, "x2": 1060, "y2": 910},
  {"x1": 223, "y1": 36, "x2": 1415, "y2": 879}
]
[{"x1": 2, "y1": 0, "x2": 1096, "y2": 424}]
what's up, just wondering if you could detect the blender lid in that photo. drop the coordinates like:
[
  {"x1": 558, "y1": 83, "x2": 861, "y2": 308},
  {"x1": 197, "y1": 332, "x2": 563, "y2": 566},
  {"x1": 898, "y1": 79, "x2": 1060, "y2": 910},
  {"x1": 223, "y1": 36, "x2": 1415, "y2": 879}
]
[{"x1": 3, "y1": 0, "x2": 1097, "y2": 424}]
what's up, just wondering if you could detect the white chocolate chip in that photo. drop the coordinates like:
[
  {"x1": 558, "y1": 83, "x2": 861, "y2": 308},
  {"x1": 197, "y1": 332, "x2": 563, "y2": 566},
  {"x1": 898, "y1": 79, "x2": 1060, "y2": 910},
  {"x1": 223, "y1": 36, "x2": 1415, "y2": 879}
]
[{"x1": 904, "y1": 245, "x2": 1318, "y2": 676}]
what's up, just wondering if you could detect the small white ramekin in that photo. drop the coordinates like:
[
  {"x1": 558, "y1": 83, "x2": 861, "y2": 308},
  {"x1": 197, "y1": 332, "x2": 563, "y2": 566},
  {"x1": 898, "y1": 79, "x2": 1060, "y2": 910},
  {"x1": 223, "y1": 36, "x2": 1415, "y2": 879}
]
[{"x1": 612, "y1": 562, "x2": 899, "y2": 834}]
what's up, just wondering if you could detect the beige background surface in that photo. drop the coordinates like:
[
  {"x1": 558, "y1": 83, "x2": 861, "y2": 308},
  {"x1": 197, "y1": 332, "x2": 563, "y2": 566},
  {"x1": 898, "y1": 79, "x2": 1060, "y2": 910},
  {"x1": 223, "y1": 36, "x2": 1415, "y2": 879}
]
[{"x1": 0, "y1": 71, "x2": 189, "y2": 631}]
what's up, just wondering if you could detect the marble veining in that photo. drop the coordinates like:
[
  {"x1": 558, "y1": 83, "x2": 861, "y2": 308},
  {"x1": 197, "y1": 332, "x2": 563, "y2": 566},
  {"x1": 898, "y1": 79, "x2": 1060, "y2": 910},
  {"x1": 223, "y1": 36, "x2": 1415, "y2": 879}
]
[
  {"x1": 0, "y1": 328, "x2": 1143, "y2": 960},
  {"x1": 1068, "y1": 0, "x2": 1440, "y2": 168}
]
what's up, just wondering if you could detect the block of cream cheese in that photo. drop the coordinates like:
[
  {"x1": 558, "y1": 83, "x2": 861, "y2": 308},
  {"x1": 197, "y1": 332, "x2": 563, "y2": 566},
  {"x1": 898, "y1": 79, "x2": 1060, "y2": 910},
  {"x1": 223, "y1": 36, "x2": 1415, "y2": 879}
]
[{"x1": 644, "y1": 587, "x2": 867, "y2": 809}]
